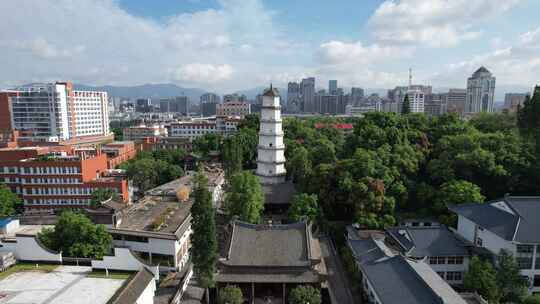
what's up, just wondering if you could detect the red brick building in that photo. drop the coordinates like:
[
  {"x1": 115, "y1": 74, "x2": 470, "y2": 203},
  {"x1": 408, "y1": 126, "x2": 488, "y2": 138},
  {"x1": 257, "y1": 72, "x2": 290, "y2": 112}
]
[{"x1": 0, "y1": 145, "x2": 129, "y2": 211}]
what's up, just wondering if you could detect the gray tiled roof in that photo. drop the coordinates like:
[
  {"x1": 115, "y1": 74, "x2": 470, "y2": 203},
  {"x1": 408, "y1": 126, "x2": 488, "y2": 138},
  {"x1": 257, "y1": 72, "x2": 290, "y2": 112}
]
[
  {"x1": 449, "y1": 202, "x2": 518, "y2": 241},
  {"x1": 109, "y1": 268, "x2": 154, "y2": 304},
  {"x1": 505, "y1": 197, "x2": 540, "y2": 243},
  {"x1": 223, "y1": 221, "x2": 310, "y2": 267},
  {"x1": 387, "y1": 226, "x2": 469, "y2": 257}
]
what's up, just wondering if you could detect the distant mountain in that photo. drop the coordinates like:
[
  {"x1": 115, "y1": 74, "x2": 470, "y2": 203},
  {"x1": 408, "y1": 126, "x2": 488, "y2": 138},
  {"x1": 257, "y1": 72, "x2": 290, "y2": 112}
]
[
  {"x1": 73, "y1": 83, "x2": 208, "y2": 104},
  {"x1": 234, "y1": 86, "x2": 287, "y2": 100}
]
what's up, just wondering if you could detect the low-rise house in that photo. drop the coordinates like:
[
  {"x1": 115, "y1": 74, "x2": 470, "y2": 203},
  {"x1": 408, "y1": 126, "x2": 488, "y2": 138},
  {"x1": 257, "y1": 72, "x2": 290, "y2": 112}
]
[
  {"x1": 347, "y1": 227, "x2": 468, "y2": 304},
  {"x1": 215, "y1": 220, "x2": 327, "y2": 304},
  {"x1": 449, "y1": 195, "x2": 540, "y2": 294},
  {"x1": 0, "y1": 251, "x2": 16, "y2": 271},
  {"x1": 385, "y1": 225, "x2": 471, "y2": 285}
]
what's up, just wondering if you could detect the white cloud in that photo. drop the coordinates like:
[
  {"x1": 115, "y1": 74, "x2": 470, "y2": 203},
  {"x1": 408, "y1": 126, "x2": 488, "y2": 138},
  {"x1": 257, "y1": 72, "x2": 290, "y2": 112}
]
[
  {"x1": 369, "y1": 0, "x2": 521, "y2": 47},
  {"x1": 519, "y1": 27, "x2": 540, "y2": 45},
  {"x1": 0, "y1": 0, "x2": 297, "y2": 91},
  {"x1": 317, "y1": 40, "x2": 413, "y2": 65},
  {"x1": 170, "y1": 63, "x2": 234, "y2": 84}
]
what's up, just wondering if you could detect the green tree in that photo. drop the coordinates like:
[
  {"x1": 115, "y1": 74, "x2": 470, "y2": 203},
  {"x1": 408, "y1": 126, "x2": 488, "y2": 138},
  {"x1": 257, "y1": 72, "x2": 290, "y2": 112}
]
[
  {"x1": 524, "y1": 294, "x2": 540, "y2": 304},
  {"x1": 286, "y1": 146, "x2": 312, "y2": 188},
  {"x1": 38, "y1": 211, "x2": 112, "y2": 258},
  {"x1": 288, "y1": 285, "x2": 321, "y2": 304},
  {"x1": 0, "y1": 184, "x2": 21, "y2": 216},
  {"x1": 193, "y1": 133, "x2": 223, "y2": 157},
  {"x1": 463, "y1": 256, "x2": 500, "y2": 303},
  {"x1": 125, "y1": 158, "x2": 159, "y2": 192},
  {"x1": 287, "y1": 194, "x2": 320, "y2": 224},
  {"x1": 222, "y1": 136, "x2": 243, "y2": 177},
  {"x1": 217, "y1": 285, "x2": 243, "y2": 304},
  {"x1": 401, "y1": 94, "x2": 411, "y2": 114},
  {"x1": 225, "y1": 171, "x2": 264, "y2": 224},
  {"x1": 470, "y1": 112, "x2": 517, "y2": 134},
  {"x1": 433, "y1": 180, "x2": 484, "y2": 224},
  {"x1": 90, "y1": 188, "x2": 119, "y2": 208},
  {"x1": 190, "y1": 170, "x2": 218, "y2": 297},
  {"x1": 496, "y1": 249, "x2": 528, "y2": 303}
]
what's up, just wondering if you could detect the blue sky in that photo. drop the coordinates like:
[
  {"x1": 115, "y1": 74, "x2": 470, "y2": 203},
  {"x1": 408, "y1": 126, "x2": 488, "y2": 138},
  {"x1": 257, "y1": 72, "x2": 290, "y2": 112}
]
[{"x1": 1, "y1": 0, "x2": 540, "y2": 95}]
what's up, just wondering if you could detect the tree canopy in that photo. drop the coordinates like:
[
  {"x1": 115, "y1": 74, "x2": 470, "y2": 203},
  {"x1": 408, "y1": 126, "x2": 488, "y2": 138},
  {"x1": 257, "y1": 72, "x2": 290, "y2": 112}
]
[
  {"x1": 38, "y1": 211, "x2": 112, "y2": 258},
  {"x1": 401, "y1": 94, "x2": 411, "y2": 114},
  {"x1": 224, "y1": 171, "x2": 264, "y2": 224},
  {"x1": 287, "y1": 193, "x2": 320, "y2": 224},
  {"x1": 190, "y1": 169, "x2": 218, "y2": 288},
  {"x1": 217, "y1": 285, "x2": 243, "y2": 304},
  {"x1": 463, "y1": 256, "x2": 500, "y2": 303},
  {"x1": 0, "y1": 184, "x2": 21, "y2": 217},
  {"x1": 288, "y1": 285, "x2": 322, "y2": 304}
]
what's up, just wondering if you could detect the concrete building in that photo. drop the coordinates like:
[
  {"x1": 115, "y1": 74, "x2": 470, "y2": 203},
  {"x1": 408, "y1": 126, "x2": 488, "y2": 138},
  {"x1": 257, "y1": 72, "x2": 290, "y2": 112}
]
[
  {"x1": 286, "y1": 82, "x2": 301, "y2": 113},
  {"x1": 406, "y1": 89, "x2": 425, "y2": 113},
  {"x1": 200, "y1": 92, "x2": 220, "y2": 104},
  {"x1": 123, "y1": 124, "x2": 168, "y2": 141},
  {"x1": 424, "y1": 93, "x2": 446, "y2": 117},
  {"x1": 0, "y1": 146, "x2": 129, "y2": 210},
  {"x1": 329, "y1": 80, "x2": 338, "y2": 95},
  {"x1": 450, "y1": 196, "x2": 540, "y2": 294},
  {"x1": 168, "y1": 116, "x2": 239, "y2": 141},
  {"x1": 136, "y1": 98, "x2": 152, "y2": 113},
  {"x1": 201, "y1": 101, "x2": 218, "y2": 117},
  {"x1": 385, "y1": 226, "x2": 471, "y2": 285},
  {"x1": 256, "y1": 87, "x2": 286, "y2": 185},
  {"x1": 300, "y1": 77, "x2": 315, "y2": 112},
  {"x1": 223, "y1": 93, "x2": 247, "y2": 103},
  {"x1": 445, "y1": 89, "x2": 467, "y2": 116},
  {"x1": 216, "y1": 101, "x2": 251, "y2": 117},
  {"x1": 504, "y1": 93, "x2": 528, "y2": 112},
  {"x1": 346, "y1": 102, "x2": 381, "y2": 116},
  {"x1": 2, "y1": 82, "x2": 111, "y2": 144},
  {"x1": 347, "y1": 227, "x2": 469, "y2": 304},
  {"x1": 351, "y1": 87, "x2": 365, "y2": 105},
  {"x1": 466, "y1": 66, "x2": 496, "y2": 113}
]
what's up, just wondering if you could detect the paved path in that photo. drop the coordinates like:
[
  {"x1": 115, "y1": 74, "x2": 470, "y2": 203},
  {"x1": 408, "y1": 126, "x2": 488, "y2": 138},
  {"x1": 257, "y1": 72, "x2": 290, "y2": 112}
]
[{"x1": 319, "y1": 237, "x2": 356, "y2": 304}]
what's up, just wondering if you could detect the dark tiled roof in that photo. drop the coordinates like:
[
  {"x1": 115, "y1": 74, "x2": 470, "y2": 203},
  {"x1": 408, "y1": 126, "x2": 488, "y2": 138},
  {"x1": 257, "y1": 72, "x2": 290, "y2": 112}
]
[
  {"x1": 505, "y1": 197, "x2": 540, "y2": 243},
  {"x1": 223, "y1": 221, "x2": 310, "y2": 267},
  {"x1": 262, "y1": 182, "x2": 297, "y2": 205},
  {"x1": 348, "y1": 238, "x2": 386, "y2": 263},
  {"x1": 386, "y1": 226, "x2": 469, "y2": 257},
  {"x1": 449, "y1": 203, "x2": 519, "y2": 241},
  {"x1": 109, "y1": 268, "x2": 154, "y2": 304},
  {"x1": 263, "y1": 86, "x2": 280, "y2": 97}
]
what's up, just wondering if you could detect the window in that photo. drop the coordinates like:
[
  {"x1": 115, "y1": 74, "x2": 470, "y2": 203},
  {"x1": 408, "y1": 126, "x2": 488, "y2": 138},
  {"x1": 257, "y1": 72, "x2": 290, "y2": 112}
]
[
  {"x1": 517, "y1": 257, "x2": 533, "y2": 270},
  {"x1": 476, "y1": 237, "x2": 483, "y2": 247},
  {"x1": 446, "y1": 271, "x2": 463, "y2": 281},
  {"x1": 437, "y1": 272, "x2": 445, "y2": 279},
  {"x1": 534, "y1": 275, "x2": 540, "y2": 287},
  {"x1": 517, "y1": 245, "x2": 534, "y2": 254},
  {"x1": 429, "y1": 257, "x2": 438, "y2": 265},
  {"x1": 437, "y1": 257, "x2": 446, "y2": 264}
]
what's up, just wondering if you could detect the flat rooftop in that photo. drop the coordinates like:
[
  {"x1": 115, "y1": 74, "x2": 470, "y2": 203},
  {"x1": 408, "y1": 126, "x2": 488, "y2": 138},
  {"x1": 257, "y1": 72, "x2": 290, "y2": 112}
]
[
  {"x1": 0, "y1": 266, "x2": 125, "y2": 304},
  {"x1": 115, "y1": 196, "x2": 192, "y2": 234}
]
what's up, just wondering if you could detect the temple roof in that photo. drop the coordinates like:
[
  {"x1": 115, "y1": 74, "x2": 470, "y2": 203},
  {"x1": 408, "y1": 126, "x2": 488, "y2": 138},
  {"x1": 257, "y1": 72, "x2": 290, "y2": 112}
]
[{"x1": 263, "y1": 85, "x2": 280, "y2": 97}]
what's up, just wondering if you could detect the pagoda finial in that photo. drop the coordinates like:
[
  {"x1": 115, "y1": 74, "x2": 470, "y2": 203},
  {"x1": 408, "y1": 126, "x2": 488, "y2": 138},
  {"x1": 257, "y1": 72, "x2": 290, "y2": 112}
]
[{"x1": 270, "y1": 83, "x2": 273, "y2": 90}]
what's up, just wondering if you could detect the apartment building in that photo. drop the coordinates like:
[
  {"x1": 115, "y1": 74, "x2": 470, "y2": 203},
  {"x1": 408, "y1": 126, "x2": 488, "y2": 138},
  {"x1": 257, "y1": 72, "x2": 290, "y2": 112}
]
[
  {"x1": 450, "y1": 196, "x2": 540, "y2": 294},
  {"x1": 168, "y1": 116, "x2": 239, "y2": 140},
  {"x1": 123, "y1": 124, "x2": 168, "y2": 141},
  {"x1": 0, "y1": 146, "x2": 129, "y2": 210},
  {"x1": 216, "y1": 101, "x2": 251, "y2": 117},
  {"x1": 1, "y1": 82, "x2": 111, "y2": 143}
]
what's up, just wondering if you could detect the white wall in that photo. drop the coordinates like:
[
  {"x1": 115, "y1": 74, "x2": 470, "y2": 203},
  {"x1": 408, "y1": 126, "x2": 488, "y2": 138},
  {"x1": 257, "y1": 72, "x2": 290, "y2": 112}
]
[
  {"x1": 91, "y1": 247, "x2": 159, "y2": 279},
  {"x1": 477, "y1": 227, "x2": 515, "y2": 255},
  {"x1": 457, "y1": 215, "x2": 476, "y2": 243},
  {"x1": 0, "y1": 236, "x2": 62, "y2": 262},
  {"x1": 135, "y1": 277, "x2": 157, "y2": 304}
]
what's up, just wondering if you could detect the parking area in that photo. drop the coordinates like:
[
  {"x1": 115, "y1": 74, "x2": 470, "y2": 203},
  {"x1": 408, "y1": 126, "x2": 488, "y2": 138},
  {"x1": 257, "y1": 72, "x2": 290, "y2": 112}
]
[{"x1": 0, "y1": 266, "x2": 126, "y2": 304}]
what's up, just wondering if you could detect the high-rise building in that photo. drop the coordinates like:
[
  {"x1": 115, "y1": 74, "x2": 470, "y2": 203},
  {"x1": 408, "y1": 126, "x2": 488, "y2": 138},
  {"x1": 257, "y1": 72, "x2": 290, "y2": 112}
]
[
  {"x1": 136, "y1": 98, "x2": 152, "y2": 113},
  {"x1": 406, "y1": 90, "x2": 425, "y2": 113},
  {"x1": 5, "y1": 82, "x2": 109, "y2": 142},
  {"x1": 216, "y1": 101, "x2": 251, "y2": 117},
  {"x1": 445, "y1": 89, "x2": 467, "y2": 116},
  {"x1": 504, "y1": 93, "x2": 528, "y2": 112},
  {"x1": 223, "y1": 93, "x2": 247, "y2": 103},
  {"x1": 466, "y1": 66, "x2": 496, "y2": 113},
  {"x1": 300, "y1": 77, "x2": 315, "y2": 112},
  {"x1": 256, "y1": 86, "x2": 286, "y2": 185},
  {"x1": 329, "y1": 80, "x2": 338, "y2": 95},
  {"x1": 173, "y1": 96, "x2": 189, "y2": 115},
  {"x1": 159, "y1": 98, "x2": 170, "y2": 113},
  {"x1": 287, "y1": 82, "x2": 301, "y2": 113},
  {"x1": 424, "y1": 93, "x2": 445, "y2": 117},
  {"x1": 200, "y1": 93, "x2": 220, "y2": 104},
  {"x1": 351, "y1": 87, "x2": 365, "y2": 105}
]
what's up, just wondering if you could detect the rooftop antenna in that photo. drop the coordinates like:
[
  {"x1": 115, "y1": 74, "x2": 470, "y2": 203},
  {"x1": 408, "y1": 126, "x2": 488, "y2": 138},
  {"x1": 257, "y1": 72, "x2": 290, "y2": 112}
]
[{"x1": 408, "y1": 68, "x2": 412, "y2": 88}]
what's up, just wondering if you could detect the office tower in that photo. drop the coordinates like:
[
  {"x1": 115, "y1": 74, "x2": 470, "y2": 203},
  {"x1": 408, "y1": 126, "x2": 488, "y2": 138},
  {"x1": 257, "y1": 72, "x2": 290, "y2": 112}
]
[
  {"x1": 256, "y1": 86, "x2": 286, "y2": 185},
  {"x1": 504, "y1": 93, "x2": 528, "y2": 112},
  {"x1": 405, "y1": 90, "x2": 425, "y2": 113},
  {"x1": 72, "y1": 90, "x2": 109, "y2": 137},
  {"x1": 159, "y1": 98, "x2": 170, "y2": 113},
  {"x1": 174, "y1": 96, "x2": 189, "y2": 115},
  {"x1": 223, "y1": 93, "x2": 247, "y2": 103},
  {"x1": 201, "y1": 102, "x2": 218, "y2": 117},
  {"x1": 300, "y1": 77, "x2": 315, "y2": 112},
  {"x1": 329, "y1": 80, "x2": 338, "y2": 95},
  {"x1": 351, "y1": 87, "x2": 365, "y2": 105},
  {"x1": 287, "y1": 82, "x2": 301, "y2": 113},
  {"x1": 466, "y1": 66, "x2": 496, "y2": 113},
  {"x1": 136, "y1": 98, "x2": 152, "y2": 113},
  {"x1": 424, "y1": 93, "x2": 445, "y2": 117}
]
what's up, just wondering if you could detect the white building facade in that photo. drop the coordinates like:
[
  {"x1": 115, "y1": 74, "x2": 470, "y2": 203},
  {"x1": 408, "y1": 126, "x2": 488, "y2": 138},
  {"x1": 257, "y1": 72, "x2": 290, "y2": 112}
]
[
  {"x1": 407, "y1": 89, "x2": 425, "y2": 113},
  {"x1": 256, "y1": 87, "x2": 286, "y2": 185},
  {"x1": 72, "y1": 90, "x2": 109, "y2": 137}
]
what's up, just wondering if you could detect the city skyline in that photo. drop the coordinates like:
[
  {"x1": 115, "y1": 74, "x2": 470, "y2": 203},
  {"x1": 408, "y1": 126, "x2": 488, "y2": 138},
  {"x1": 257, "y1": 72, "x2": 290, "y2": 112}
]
[{"x1": 1, "y1": 1, "x2": 540, "y2": 93}]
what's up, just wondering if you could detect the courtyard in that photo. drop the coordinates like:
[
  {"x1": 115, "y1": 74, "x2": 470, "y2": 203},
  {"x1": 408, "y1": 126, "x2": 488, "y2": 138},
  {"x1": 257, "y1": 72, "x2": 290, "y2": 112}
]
[{"x1": 0, "y1": 265, "x2": 126, "y2": 304}]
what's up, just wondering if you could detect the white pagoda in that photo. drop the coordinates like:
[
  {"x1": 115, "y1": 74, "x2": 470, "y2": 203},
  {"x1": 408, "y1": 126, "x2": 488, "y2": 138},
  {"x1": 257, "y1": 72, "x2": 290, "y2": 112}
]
[{"x1": 256, "y1": 86, "x2": 286, "y2": 185}]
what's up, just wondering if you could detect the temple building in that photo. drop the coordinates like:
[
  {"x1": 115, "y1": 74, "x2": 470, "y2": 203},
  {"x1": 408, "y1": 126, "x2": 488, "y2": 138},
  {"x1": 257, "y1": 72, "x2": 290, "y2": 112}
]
[{"x1": 215, "y1": 220, "x2": 328, "y2": 303}]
